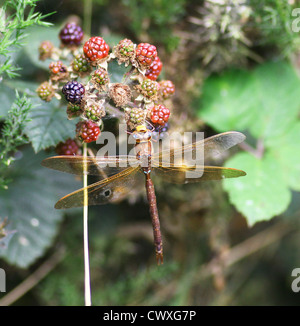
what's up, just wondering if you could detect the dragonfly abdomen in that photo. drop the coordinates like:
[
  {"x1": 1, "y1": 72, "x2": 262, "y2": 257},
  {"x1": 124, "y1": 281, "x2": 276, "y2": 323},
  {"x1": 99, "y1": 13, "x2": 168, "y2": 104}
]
[{"x1": 145, "y1": 173, "x2": 163, "y2": 264}]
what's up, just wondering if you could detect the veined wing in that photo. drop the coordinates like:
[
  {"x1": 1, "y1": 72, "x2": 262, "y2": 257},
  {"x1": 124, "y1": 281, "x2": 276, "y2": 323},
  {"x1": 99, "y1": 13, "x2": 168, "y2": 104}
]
[
  {"x1": 152, "y1": 131, "x2": 246, "y2": 166},
  {"x1": 42, "y1": 155, "x2": 138, "y2": 178},
  {"x1": 55, "y1": 166, "x2": 142, "y2": 209},
  {"x1": 152, "y1": 165, "x2": 246, "y2": 184}
]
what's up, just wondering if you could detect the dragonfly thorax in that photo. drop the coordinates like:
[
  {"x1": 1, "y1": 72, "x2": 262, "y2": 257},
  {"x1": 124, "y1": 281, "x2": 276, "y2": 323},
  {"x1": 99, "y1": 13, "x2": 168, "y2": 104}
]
[{"x1": 132, "y1": 125, "x2": 152, "y2": 143}]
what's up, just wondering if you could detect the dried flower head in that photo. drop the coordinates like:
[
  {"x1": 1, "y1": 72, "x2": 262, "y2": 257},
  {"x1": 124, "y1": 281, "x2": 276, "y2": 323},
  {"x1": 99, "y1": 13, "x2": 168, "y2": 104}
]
[{"x1": 109, "y1": 83, "x2": 132, "y2": 107}]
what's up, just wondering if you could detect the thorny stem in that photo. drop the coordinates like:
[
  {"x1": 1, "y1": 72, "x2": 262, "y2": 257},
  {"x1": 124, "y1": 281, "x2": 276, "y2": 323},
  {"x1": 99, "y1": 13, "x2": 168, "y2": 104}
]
[{"x1": 83, "y1": 142, "x2": 92, "y2": 306}]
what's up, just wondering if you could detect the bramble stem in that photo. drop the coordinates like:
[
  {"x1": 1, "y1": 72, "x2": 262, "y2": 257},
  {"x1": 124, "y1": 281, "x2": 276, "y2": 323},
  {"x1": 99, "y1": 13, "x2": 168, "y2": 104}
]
[
  {"x1": 83, "y1": 0, "x2": 93, "y2": 36},
  {"x1": 83, "y1": 142, "x2": 91, "y2": 306}
]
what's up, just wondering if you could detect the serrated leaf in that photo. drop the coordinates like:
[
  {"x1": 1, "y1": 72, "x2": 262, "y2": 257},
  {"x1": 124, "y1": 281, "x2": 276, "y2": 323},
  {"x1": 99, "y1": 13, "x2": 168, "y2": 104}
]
[
  {"x1": 25, "y1": 98, "x2": 77, "y2": 152},
  {"x1": 223, "y1": 152, "x2": 291, "y2": 226},
  {"x1": 268, "y1": 122, "x2": 300, "y2": 191},
  {"x1": 199, "y1": 69, "x2": 257, "y2": 132},
  {"x1": 199, "y1": 61, "x2": 300, "y2": 144},
  {"x1": 24, "y1": 25, "x2": 61, "y2": 70},
  {"x1": 0, "y1": 147, "x2": 81, "y2": 268}
]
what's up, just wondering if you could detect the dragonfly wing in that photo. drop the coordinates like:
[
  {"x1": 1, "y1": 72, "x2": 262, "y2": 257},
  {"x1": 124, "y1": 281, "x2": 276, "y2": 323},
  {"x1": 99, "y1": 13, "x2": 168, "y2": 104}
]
[
  {"x1": 152, "y1": 131, "x2": 246, "y2": 166},
  {"x1": 42, "y1": 155, "x2": 138, "y2": 178},
  {"x1": 152, "y1": 165, "x2": 246, "y2": 184},
  {"x1": 55, "y1": 167, "x2": 143, "y2": 209}
]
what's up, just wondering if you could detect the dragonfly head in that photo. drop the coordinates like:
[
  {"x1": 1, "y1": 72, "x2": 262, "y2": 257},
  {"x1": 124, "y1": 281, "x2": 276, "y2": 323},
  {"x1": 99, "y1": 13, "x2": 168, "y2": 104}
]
[{"x1": 133, "y1": 125, "x2": 152, "y2": 143}]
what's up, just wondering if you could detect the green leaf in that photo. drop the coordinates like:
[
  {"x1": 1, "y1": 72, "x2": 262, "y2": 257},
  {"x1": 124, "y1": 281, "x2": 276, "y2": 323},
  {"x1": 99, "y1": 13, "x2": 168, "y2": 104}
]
[
  {"x1": 23, "y1": 25, "x2": 61, "y2": 70},
  {"x1": 0, "y1": 83, "x2": 16, "y2": 117},
  {"x1": 268, "y1": 122, "x2": 300, "y2": 191},
  {"x1": 223, "y1": 151, "x2": 291, "y2": 226},
  {"x1": 198, "y1": 61, "x2": 300, "y2": 144},
  {"x1": 25, "y1": 98, "x2": 77, "y2": 152},
  {"x1": 0, "y1": 147, "x2": 80, "y2": 268},
  {"x1": 198, "y1": 68, "x2": 258, "y2": 132},
  {"x1": 0, "y1": 80, "x2": 39, "y2": 118}
]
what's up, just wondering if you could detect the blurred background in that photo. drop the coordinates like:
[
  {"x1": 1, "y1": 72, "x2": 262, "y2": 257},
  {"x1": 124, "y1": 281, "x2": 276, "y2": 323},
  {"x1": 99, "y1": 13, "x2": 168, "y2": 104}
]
[{"x1": 0, "y1": 0, "x2": 300, "y2": 305}]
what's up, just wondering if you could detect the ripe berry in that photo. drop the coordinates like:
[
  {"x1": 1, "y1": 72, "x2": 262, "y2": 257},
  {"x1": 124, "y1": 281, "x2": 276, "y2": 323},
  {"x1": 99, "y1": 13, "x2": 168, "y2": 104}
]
[
  {"x1": 136, "y1": 43, "x2": 157, "y2": 66},
  {"x1": 140, "y1": 79, "x2": 160, "y2": 98},
  {"x1": 55, "y1": 139, "x2": 80, "y2": 156},
  {"x1": 59, "y1": 22, "x2": 84, "y2": 46},
  {"x1": 92, "y1": 68, "x2": 109, "y2": 86},
  {"x1": 76, "y1": 120, "x2": 101, "y2": 143},
  {"x1": 36, "y1": 81, "x2": 54, "y2": 102},
  {"x1": 39, "y1": 41, "x2": 54, "y2": 61},
  {"x1": 83, "y1": 36, "x2": 110, "y2": 62},
  {"x1": 62, "y1": 80, "x2": 85, "y2": 104},
  {"x1": 150, "y1": 104, "x2": 170, "y2": 125},
  {"x1": 159, "y1": 80, "x2": 175, "y2": 99},
  {"x1": 145, "y1": 56, "x2": 163, "y2": 80},
  {"x1": 72, "y1": 54, "x2": 91, "y2": 74}
]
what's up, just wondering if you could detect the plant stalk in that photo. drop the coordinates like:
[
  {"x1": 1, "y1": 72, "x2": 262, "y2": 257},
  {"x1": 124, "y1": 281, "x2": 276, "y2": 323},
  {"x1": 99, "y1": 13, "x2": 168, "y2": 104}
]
[{"x1": 83, "y1": 142, "x2": 91, "y2": 306}]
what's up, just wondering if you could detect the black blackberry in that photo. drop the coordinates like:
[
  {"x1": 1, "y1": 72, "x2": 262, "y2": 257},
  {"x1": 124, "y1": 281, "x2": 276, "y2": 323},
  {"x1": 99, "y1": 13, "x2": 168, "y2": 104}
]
[
  {"x1": 59, "y1": 22, "x2": 84, "y2": 46},
  {"x1": 62, "y1": 80, "x2": 85, "y2": 104}
]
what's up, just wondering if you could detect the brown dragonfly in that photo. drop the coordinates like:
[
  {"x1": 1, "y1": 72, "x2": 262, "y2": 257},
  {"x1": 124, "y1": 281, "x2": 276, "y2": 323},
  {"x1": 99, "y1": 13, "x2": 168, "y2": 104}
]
[{"x1": 42, "y1": 127, "x2": 246, "y2": 264}]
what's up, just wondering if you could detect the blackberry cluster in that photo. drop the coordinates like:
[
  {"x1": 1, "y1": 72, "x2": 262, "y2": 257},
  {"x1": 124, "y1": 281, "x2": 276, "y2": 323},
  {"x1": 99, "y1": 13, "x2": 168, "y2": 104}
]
[
  {"x1": 37, "y1": 22, "x2": 175, "y2": 145},
  {"x1": 36, "y1": 81, "x2": 54, "y2": 102},
  {"x1": 136, "y1": 43, "x2": 157, "y2": 66},
  {"x1": 83, "y1": 36, "x2": 110, "y2": 62},
  {"x1": 59, "y1": 22, "x2": 84, "y2": 46},
  {"x1": 72, "y1": 54, "x2": 91, "y2": 74},
  {"x1": 55, "y1": 139, "x2": 80, "y2": 156},
  {"x1": 145, "y1": 56, "x2": 163, "y2": 80},
  {"x1": 150, "y1": 105, "x2": 170, "y2": 126},
  {"x1": 76, "y1": 120, "x2": 101, "y2": 143},
  {"x1": 62, "y1": 80, "x2": 85, "y2": 104}
]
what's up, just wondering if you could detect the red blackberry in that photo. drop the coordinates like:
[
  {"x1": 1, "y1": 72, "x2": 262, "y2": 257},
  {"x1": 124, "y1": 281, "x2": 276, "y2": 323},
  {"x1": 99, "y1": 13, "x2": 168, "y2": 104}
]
[
  {"x1": 83, "y1": 36, "x2": 110, "y2": 62},
  {"x1": 159, "y1": 80, "x2": 175, "y2": 99},
  {"x1": 136, "y1": 43, "x2": 157, "y2": 66},
  {"x1": 76, "y1": 120, "x2": 101, "y2": 143},
  {"x1": 55, "y1": 139, "x2": 80, "y2": 155},
  {"x1": 150, "y1": 104, "x2": 170, "y2": 125},
  {"x1": 145, "y1": 56, "x2": 163, "y2": 80},
  {"x1": 59, "y1": 22, "x2": 84, "y2": 46},
  {"x1": 62, "y1": 80, "x2": 85, "y2": 104}
]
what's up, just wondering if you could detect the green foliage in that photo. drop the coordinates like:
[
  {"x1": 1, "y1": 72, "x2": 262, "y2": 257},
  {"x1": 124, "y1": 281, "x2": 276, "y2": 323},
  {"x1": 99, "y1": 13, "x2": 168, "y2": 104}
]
[
  {"x1": 25, "y1": 99, "x2": 77, "y2": 153},
  {"x1": 0, "y1": 92, "x2": 32, "y2": 189},
  {"x1": 121, "y1": 0, "x2": 186, "y2": 51},
  {"x1": 0, "y1": 0, "x2": 53, "y2": 78},
  {"x1": 0, "y1": 147, "x2": 80, "y2": 268},
  {"x1": 249, "y1": 0, "x2": 299, "y2": 55},
  {"x1": 198, "y1": 61, "x2": 300, "y2": 225}
]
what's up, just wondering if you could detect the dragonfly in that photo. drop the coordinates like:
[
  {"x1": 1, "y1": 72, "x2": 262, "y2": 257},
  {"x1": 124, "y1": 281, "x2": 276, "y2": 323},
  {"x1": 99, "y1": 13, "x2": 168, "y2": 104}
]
[{"x1": 42, "y1": 127, "x2": 246, "y2": 265}]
